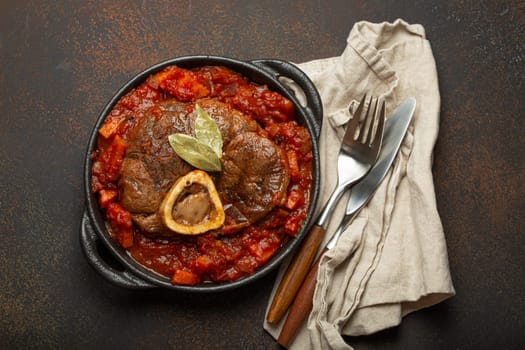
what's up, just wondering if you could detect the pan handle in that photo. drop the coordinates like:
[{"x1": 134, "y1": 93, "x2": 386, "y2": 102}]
[
  {"x1": 251, "y1": 59, "x2": 323, "y2": 139},
  {"x1": 80, "y1": 210, "x2": 156, "y2": 289}
]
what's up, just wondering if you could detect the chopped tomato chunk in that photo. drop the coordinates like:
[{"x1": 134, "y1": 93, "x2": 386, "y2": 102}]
[
  {"x1": 106, "y1": 202, "x2": 133, "y2": 248},
  {"x1": 152, "y1": 66, "x2": 210, "y2": 101},
  {"x1": 172, "y1": 269, "x2": 200, "y2": 285},
  {"x1": 284, "y1": 215, "x2": 301, "y2": 236},
  {"x1": 247, "y1": 234, "x2": 280, "y2": 264},
  {"x1": 91, "y1": 135, "x2": 127, "y2": 192}
]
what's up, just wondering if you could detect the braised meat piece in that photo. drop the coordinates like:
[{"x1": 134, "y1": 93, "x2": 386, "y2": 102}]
[
  {"x1": 119, "y1": 100, "x2": 193, "y2": 234},
  {"x1": 197, "y1": 99, "x2": 259, "y2": 146},
  {"x1": 118, "y1": 98, "x2": 266, "y2": 236},
  {"x1": 219, "y1": 132, "x2": 289, "y2": 232},
  {"x1": 119, "y1": 157, "x2": 162, "y2": 213}
]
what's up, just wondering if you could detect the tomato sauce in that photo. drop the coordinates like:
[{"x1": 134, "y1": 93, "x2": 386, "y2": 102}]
[{"x1": 91, "y1": 65, "x2": 313, "y2": 285}]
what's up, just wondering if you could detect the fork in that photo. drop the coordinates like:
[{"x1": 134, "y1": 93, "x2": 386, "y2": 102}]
[{"x1": 266, "y1": 94, "x2": 385, "y2": 326}]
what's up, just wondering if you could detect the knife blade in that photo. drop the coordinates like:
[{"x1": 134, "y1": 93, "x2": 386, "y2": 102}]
[
  {"x1": 326, "y1": 97, "x2": 416, "y2": 249},
  {"x1": 277, "y1": 97, "x2": 416, "y2": 348}
]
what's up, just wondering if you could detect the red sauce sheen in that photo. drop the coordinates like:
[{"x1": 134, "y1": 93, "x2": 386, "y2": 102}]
[{"x1": 91, "y1": 65, "x2": 313, "y2": 285}]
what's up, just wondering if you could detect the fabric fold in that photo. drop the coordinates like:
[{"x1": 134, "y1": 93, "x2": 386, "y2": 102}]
[{"x1": 264, "y1": 19, "x2": 454, "y2": 350}]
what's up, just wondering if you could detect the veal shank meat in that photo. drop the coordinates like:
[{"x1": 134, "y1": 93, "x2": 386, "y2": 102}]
[{"x1": 118, "y1": 98, "x2": 289, "y2": 236}]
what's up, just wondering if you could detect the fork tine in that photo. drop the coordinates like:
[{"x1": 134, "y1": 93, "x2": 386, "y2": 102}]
[
  {"x1": 347, "y1": 94, "x2": 367, "y2": 140},
  {"x1": 360, "y1": 96, "x2": 378, "y2": 145},
  {"x1": 369, "y1": 99, "x2": 385, "y2": 153}
]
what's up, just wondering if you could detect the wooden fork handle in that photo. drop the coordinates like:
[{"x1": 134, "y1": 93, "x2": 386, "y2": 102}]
[
  {"x1": 266, "y1": 224, "x2": 325, "y2": 324},
  {"x1": 277, "y1": 248, "x2": 327, "y2": 348}
]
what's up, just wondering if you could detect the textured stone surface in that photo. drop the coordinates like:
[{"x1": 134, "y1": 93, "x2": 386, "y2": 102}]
[{"x1": 1, "y1": 1, "x2": 524, "y2": 349}]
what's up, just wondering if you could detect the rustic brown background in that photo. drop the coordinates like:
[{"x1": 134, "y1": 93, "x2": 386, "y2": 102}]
[{"x1": 1, "y1": 1, "x2": 524, "y2": 349}]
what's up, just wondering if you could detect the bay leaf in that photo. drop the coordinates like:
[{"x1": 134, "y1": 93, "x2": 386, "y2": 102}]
[
  {"x1": 168, "y1": 134, "x2": 222, "y2": 172},
  {"x1": 194, "y1": 104, "x2": 223, "y2": 159}
]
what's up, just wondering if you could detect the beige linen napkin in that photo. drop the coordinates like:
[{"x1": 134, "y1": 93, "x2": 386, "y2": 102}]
[{"x1": 264, "y1": 19, "x2": 455, "y2": 349}]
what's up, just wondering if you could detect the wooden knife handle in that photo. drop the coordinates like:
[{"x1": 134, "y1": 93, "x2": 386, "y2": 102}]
[
  {"x1": 266, "y1": 224, "x2": 325, "y2": 324},
  {"x1": 277, "y1": 248, "x2": 327, "y2": 348}
]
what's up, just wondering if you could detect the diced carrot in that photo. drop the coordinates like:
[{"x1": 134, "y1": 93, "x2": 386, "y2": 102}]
[
  {"x1": 98, "y1": 189, "x2": 118, "y2": 208},
  {"x1": 98, "y1": 117, "x2": 123, "y2": 139},
  {"x1": 150, "y1": 70, "x2": 171, "y2": 88},
  {"x1": 235, "y1": 256, "x2": 257, "y2": 274},
  {"x1": 117, "y1": 227, "x2": 133, "y2": 249},
  {"x1": 194, "y1": 255, "x2": 213, "y2": 273},
  {"x1": 265, "y1": 123, "x2": 280, "y2": 139},
  {"x1": 285, "y1": 189, "x2": 304, "y2": 210},
  {"x1": 248, "y1": 240, "x2": 279, "y2": 265},
  {"x1": 154, "y1": 66, "x2": 210, "y2": 101},
  {"x1": 172, "y1": 269, "x2": 200, "y2": 285},
  {"x1": 287, "y1": 149, "x2": 301, "y2": 182},
  {"x1": 284, "y1": 215, "x2": 300, "y2": 236},
  {"x1": 99, "y1": 135, "x2": 127, "y2": 183},
  {"x1": 261, "y1": 90, "x2": 294, "y2": 122}
]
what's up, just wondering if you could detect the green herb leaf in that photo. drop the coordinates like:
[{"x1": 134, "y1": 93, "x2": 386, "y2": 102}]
[
  {"x1": 194, "y1": 104, "x2": 223, "y2": 159},
  {"x1": 168, "y1": 134, "x2": 222, "y2": 172}
]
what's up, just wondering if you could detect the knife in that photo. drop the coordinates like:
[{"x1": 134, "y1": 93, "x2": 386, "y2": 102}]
[
  {"x1": 277, "y1": 97, "x2": 417, "y2": 348},
  {"x1": 326, "y1": 97, "x2": 416, "y2": 249}
]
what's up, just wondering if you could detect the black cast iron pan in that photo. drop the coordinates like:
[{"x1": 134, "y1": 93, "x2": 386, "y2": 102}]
[{"x1": 81, "y1": 55, "x2": 322, "y2": 292}]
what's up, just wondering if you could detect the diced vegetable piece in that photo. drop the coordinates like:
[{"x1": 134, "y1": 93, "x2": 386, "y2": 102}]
[
  {"x1": 194, "y1": 255, "x2": 214, "y2": 273},
  {"x1": 261, "y1": 90, "x2": 294, "y2": 122},
  {"x1": 106, "y1": 202, "x2": 133, "y2": 248},
  {"x1": 286, "y1": 149, "x2": 301, "y2": 182},
  {"x1": 284, "y1": 215, "x2": 301, "y2": 236},
  {"x1": 265, "y1": 123, "x2": 280, "y2": 139},
  {"x1": 247, "y1": 235, "x2": 280, "y2": 264},
  {"x1": 91, "y1": 135, "x2": 127, "y2": 192},
  {"x1": 98, "y1": 189, "x2": 118, "y2": 208},
  {"x1": 172, "y1": 269, "x2": 200, "y2": 285},
  {"x1": 285, "y1": 189, "x2": 304, "y2": 210},
  {"x1": 98, "y1": 117, "x2": 123, "y2": 139},
  {"x1": 152, "y1": 66, "x2": 210, "y2": 101},
  {"x1": 117, "y1": 227, "x2": 133, "y2": 249}
]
